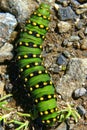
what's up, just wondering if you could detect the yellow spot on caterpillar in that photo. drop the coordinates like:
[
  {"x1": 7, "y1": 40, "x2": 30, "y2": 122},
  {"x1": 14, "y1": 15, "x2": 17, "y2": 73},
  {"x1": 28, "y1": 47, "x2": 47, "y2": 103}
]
[
  {"x1": 42, "y1": 120, "x2": 45, "y2": 123},
  {"x1": 35, "y1": 62, "x2": 39, "y2": 65},
  {"x1": 50, "y1": 109, "x2": 54, "y2": 113},
  {"x1": 25, "y1": 43, "x2": 28, "y2": 46},
  {"x1": 40, "y1": 45, "x2": 42, "y2": 49},
  {"x1": 40, "y1": 97, "x2": 44, "y2": 101},
  {"x1": 45, "y1": 70, "x2": 47, "y2": 73},
  {"x1": 39, "y1": 55, "x2": 42, "y2": 58},
  {"x1": 36, "y1": 33, "x2": 40, "y2": 37},
  {"x1": 24, "y1": 78, "x2": 27, "y2": 82},
  {"x1": 19, "y1": 42, "x2": 22, "y2": 45},
  {"x1": 43, "y1": 82, "x2": 47, "y2": 85},
  {"x1": 48, "y1": 17, "x2": 50, "y2": 20},
  {"x1": 30, "y1": 87, "x2": 33, "y2": 91},
  {"x1": 24, "y1": 55, "x2": 28, "y2": 58},
  {"x1": 20, "y1": 68, "x2": 23, "y2": 72},
  {"x1": 38, "y1": 13, "x2": 41, "y2": 16},
  {"x1": 35, "y1": 99, "x2": 38, "y2": 103},
  {"x1": 33, "y1": 44, "x2": 37, "y2": 47},
  {"x1": 46, "y1": 27, "x2": 49, "y2": 30},
  {"x1": 18, "y1": 75, "x2": 21, "y2": 78},
  {"x1": 42, "y1": 36, "x2": 45, "y2": 39},
  {"x1": 26, "y1": 65, "x2": 30, "y2": 68},
  {"x1": 34, "y1": 12, "x2": 37, "y2": 15},
  {"x1": 33, "y1": 54, "x2": 36, "y2": 58},
  {"x1": 20, "y1": 29, "x2": 23, "y2": 32},
  {"x1": 18, "y1": 56, "x2": 21, "y2": 59},
  {"x1": 32, "y1": 22, "x2": 37, "y2": 26},
  {"x1": 35, "y1": 84, "x2": 39, "y2": 88},
  {"x1": 40, "y1": 112, "x2": 43, "y2": 115},
  {"x1": 30, "y1": 73, "x2": 34, "y2": 77},
  {"x1": 38, "y1": 71, "x2": 42, "y2": 74},
  {"x1": 40, "y1": 24, "x2": 44, "y2": 28},
  {"x1": 48, "y1": 95, "x2": 51, "y2": 99},
  {"x1": 43, "y1": 15, "x2": 47, "y2": 19},
  {"x1": 46, "y1": 120, "x2": 50, "y2": 123},
  {"x1": 54, "y1": 94, "x2": 56, "y2": 98},
  {"x1": 29, "y1": 31, "x2": 32, "y2": 34},
  {"x1": 24, "y1": 84, "x2": 26, "y2": 87},
  {"x1": 26, "y1": 20, "x2": 31, "y2": 23},
  {"x1": 53, "y1": 118, "x2": 56, "y2": 122},
  {"x1": 55, "y1": 108, "x2": 58, "y2": 111},
  {"x1": 50, "y1": 81, "x2": 52, "y2": 84},
  {"x1": 44, "y1": 111, "x2": 48, "y2": 115},
  {"x1": 41, "y1": 62, "x2": 44, "y2": 65}
]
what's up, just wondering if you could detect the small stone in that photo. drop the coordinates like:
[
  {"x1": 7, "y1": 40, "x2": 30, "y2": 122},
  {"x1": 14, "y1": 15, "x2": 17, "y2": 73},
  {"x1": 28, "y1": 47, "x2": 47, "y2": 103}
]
[
  {"x1": 69, "y1": 35, "x2": 80, "y2": 42},
  {"x1": 58, "y1": 6, "x2": 77, "y2": 20},
  {"x1": 78, "y1": 31, "x2": 85, "y2": 39},
  {"x1": 67, "y1": 42, "x2": 73, "y2": 47},
  {"x1": 84, "y1": 27, "x2": 87, "y2": 34},
  {"x1": 0, "y1": 13, "x2": 17, "y2": 44},
  {"x1": 0, "y1": 43, "x2": 13, "y2": 62},
  {"x1": 73, "y1": 42, "x2": 80, "y2": 49},
  {"x1": 76, "y1": 8, "x2": 87, "y2": 14},
  {"x1": 75, "y1": 20, "x2": 84, "y2": 29},
  {"x1": 63, "y1": 51, "x2": 71, "y2": 58},
  {"x1": 57, "y1": 54, "x2": 67, "y2": 65},
  {"x1": 80, "y1": 39, "x2": 87, "y2": 50},
  {"x1": 58, "y1": 21, "x2": 72, "y2": 33},
  {"x1": 74, "y1": 87, "x2": 86, "y2": 98},
  {"x1": 77, "y1": 105, "x2": 86, "y2": 116}
]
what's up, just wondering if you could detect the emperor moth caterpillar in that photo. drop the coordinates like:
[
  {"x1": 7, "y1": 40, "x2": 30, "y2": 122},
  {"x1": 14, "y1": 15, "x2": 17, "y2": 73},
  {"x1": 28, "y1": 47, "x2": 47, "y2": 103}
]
[{"x1": 16, "y1": 3, "x2": 58, "y2": 126}]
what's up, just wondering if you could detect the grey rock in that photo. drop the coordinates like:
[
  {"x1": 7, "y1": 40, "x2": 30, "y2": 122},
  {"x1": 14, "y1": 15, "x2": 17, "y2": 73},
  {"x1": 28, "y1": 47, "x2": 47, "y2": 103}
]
[
  {"x1": 0, "y1": 43, "x2": 13, "y2": 62},
  {"x1": 56, "y1": 58, "x2": 87, "y2": 100},
  {"x1": 57, "y1": 54, "x2": 67, "y2": 65},
  {"x1": 77, "y1": 105, "x2": 86, "y2": 116},
  {"x1": 69, "y1": 35, "x2": 80, "y2": 42},
  {"x1": 58, "y1": 21, "x2": 72, "y2": 33},
  {"x1": 74, "y1": 87, "x2": 87, "y2": 98},
  {"x1": 58, "y1": 6, "x2": 78, "y2": 20},
  {"x1": 63, "y1": 51, "x2": 71, "y2": 58},
  {"x1": 84, "y1": 27, "x2": 87, "y2": 34},
  {"x1": 0, "y1": 0, "x2": 37, "y2": 25},
  {"x1": 0, "y1": 13, "x2": 17, "y2": 44}
]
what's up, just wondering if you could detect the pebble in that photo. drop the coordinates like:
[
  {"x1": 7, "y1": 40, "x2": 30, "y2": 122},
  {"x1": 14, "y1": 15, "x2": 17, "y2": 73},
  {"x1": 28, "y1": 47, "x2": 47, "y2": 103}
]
[
  {"x1": 63, "y1": 51, "x2": 71, "y2": 58},
  {"x1": 75, "y1": 20, "x2": 84, "y2": 29},
  {"x1": 57, "y1": 54, "x2": 67, "y2": 65},
  {"x1": 80, "y1": 39, "x2": 87, "y2": 50},
  {"x1": 73, "y1": 87, "x2": 87, "y2": 98},
  {"x1": 0, "y1": 43, "x2": 13, "y2": 62},
  {"x1": 68, "y1": 35, "x2": 80, "y2": 42},
  {"x1": 76, "y1": 8, "x2": 87, "y2": 15},
  {"x1": 84, "y1": 27, "x2": 87, "y2": 34},
  {"x1": 77, "y1": 105, "x2": 86, "y2": 116},
  {"x1": 0, "y1": 13, "x2": 17, "y2": 44},
  {"x1": 58, "y1": 6, "x2": 77, "y2": 20},
  {"x1": 57, "y1": 21, "x2": 72, "y2": 33}
]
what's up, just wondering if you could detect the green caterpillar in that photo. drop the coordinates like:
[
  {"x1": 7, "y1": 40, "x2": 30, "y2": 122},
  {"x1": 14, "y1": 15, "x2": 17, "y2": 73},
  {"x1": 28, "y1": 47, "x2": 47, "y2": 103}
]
[{"x1": 16, "y1": 3, "x2": 58, "y2": 126}]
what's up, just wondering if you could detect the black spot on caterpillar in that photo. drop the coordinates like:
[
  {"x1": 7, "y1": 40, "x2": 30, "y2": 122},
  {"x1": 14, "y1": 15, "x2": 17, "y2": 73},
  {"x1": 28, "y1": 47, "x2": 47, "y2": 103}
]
[{"x1": 16, "y1": 3, "x2": 58, "y2": 126}]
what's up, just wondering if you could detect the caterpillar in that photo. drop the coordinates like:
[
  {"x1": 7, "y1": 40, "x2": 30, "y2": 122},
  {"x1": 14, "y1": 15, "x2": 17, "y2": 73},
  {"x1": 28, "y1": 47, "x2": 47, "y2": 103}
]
[{"x1": 16, "y1": 3, "x2": 58, "y2": 126}]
